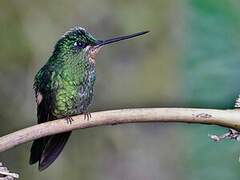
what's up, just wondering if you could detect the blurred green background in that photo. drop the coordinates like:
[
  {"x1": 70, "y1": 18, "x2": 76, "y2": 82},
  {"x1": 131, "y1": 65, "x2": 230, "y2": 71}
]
[{"x1": 1, "y1": 0, "x2": 240, "y2": 179}]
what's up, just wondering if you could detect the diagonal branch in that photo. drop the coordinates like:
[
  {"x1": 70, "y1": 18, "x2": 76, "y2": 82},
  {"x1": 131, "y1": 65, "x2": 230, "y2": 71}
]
[{"x1": 0, "y1": 108, "x2": 240, "y2": 152}]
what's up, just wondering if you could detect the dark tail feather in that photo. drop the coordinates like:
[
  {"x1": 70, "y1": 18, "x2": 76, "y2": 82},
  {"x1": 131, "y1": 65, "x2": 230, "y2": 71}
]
[
  {"x1": 29, "y1": 138, "x2": 45, "y2": 165},
  {"x1": 38, "y1": 132, "x2": 71, "y2": 171}
]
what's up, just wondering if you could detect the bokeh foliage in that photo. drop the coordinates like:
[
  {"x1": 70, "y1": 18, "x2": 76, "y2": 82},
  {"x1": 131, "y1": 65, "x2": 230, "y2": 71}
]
[{"x1": 0, "y1": 0, "x2": 240, "y2": 179}]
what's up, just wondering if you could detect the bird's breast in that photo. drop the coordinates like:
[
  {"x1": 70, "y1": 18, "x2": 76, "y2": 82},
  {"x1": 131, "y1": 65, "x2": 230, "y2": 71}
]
[{"x1": 73, "y1": 66, "x2": 96, "y2": 114}]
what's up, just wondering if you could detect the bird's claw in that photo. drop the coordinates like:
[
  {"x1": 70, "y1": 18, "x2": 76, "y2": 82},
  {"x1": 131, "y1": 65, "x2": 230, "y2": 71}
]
[
  {"x1": 65, "y1": 116, "x2": 74, "y2": 125},
  {"x1": 83, "y1": 112, "x2": 91, "y2": 121}
]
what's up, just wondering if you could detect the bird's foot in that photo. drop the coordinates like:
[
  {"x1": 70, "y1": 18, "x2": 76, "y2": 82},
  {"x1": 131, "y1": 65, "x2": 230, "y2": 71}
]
[
  {"x1": 65, "y1": 116, "x2": 74, "y2": 125},
  {"x1": 83, "y1": 112, "x2": 91, "y2": 121}
]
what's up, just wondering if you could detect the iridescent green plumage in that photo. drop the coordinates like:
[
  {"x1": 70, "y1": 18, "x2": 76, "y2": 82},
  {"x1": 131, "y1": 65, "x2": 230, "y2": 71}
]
[
  {"x1": 34, "y1": 27, "x2": 98, "y2": 115},
  {"x1": 30, "y1": 27, "x2": 98, "y2": 171},
  {"x1": 29, "y1": 27, "x2": 149, "y2": 171}
]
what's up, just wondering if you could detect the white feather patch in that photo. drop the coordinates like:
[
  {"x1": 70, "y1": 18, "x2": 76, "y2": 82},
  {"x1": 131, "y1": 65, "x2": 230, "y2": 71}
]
[
  {"x1": 36, "y1": 91, "x2": 43, "y2": 105},
  {"x1": 235, "y1": 95, "x2": 240, "y2": 108}
]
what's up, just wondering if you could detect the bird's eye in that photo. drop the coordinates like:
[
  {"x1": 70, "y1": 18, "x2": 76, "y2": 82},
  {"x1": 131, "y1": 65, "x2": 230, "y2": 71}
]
[{"x1": 74, "y1": 41, "x2": 86, "y2": 49}]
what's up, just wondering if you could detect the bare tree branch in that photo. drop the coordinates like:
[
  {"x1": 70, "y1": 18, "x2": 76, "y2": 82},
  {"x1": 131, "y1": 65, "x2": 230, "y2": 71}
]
[
  {"x1": 0, "y1": 162, "x2": 19, "y2": 179},
  {"x1": 0, "y1": 108, "x2": 240, "y2": 152}
]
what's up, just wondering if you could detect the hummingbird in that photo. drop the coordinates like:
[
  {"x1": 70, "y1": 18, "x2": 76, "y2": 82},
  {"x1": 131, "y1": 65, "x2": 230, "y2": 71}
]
[{"x1": 29, "y1": 27, "x2": 149, "y2": 171}]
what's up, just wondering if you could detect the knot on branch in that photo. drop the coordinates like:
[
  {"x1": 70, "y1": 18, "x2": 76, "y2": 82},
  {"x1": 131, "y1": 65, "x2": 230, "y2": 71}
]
[{"x1": 0, "y1": 162, "x2": 19, "y2": 179}]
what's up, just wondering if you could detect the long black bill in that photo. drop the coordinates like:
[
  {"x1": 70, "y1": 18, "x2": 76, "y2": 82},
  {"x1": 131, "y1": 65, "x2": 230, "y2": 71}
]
[{"x1": 96, "y1": 31, "x2": 149, "y2": 47}]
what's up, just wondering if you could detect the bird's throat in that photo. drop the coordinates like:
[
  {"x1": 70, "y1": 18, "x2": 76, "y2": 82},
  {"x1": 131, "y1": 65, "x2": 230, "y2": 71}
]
[{"x1": 85, "y1": 45, "x2": 101, "y2": 63}]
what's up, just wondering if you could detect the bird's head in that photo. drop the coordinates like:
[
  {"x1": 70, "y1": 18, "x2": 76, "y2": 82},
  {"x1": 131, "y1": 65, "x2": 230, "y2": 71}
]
[{"x1": 53, "y1": 27, "x2": 149, "y2": 62}]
